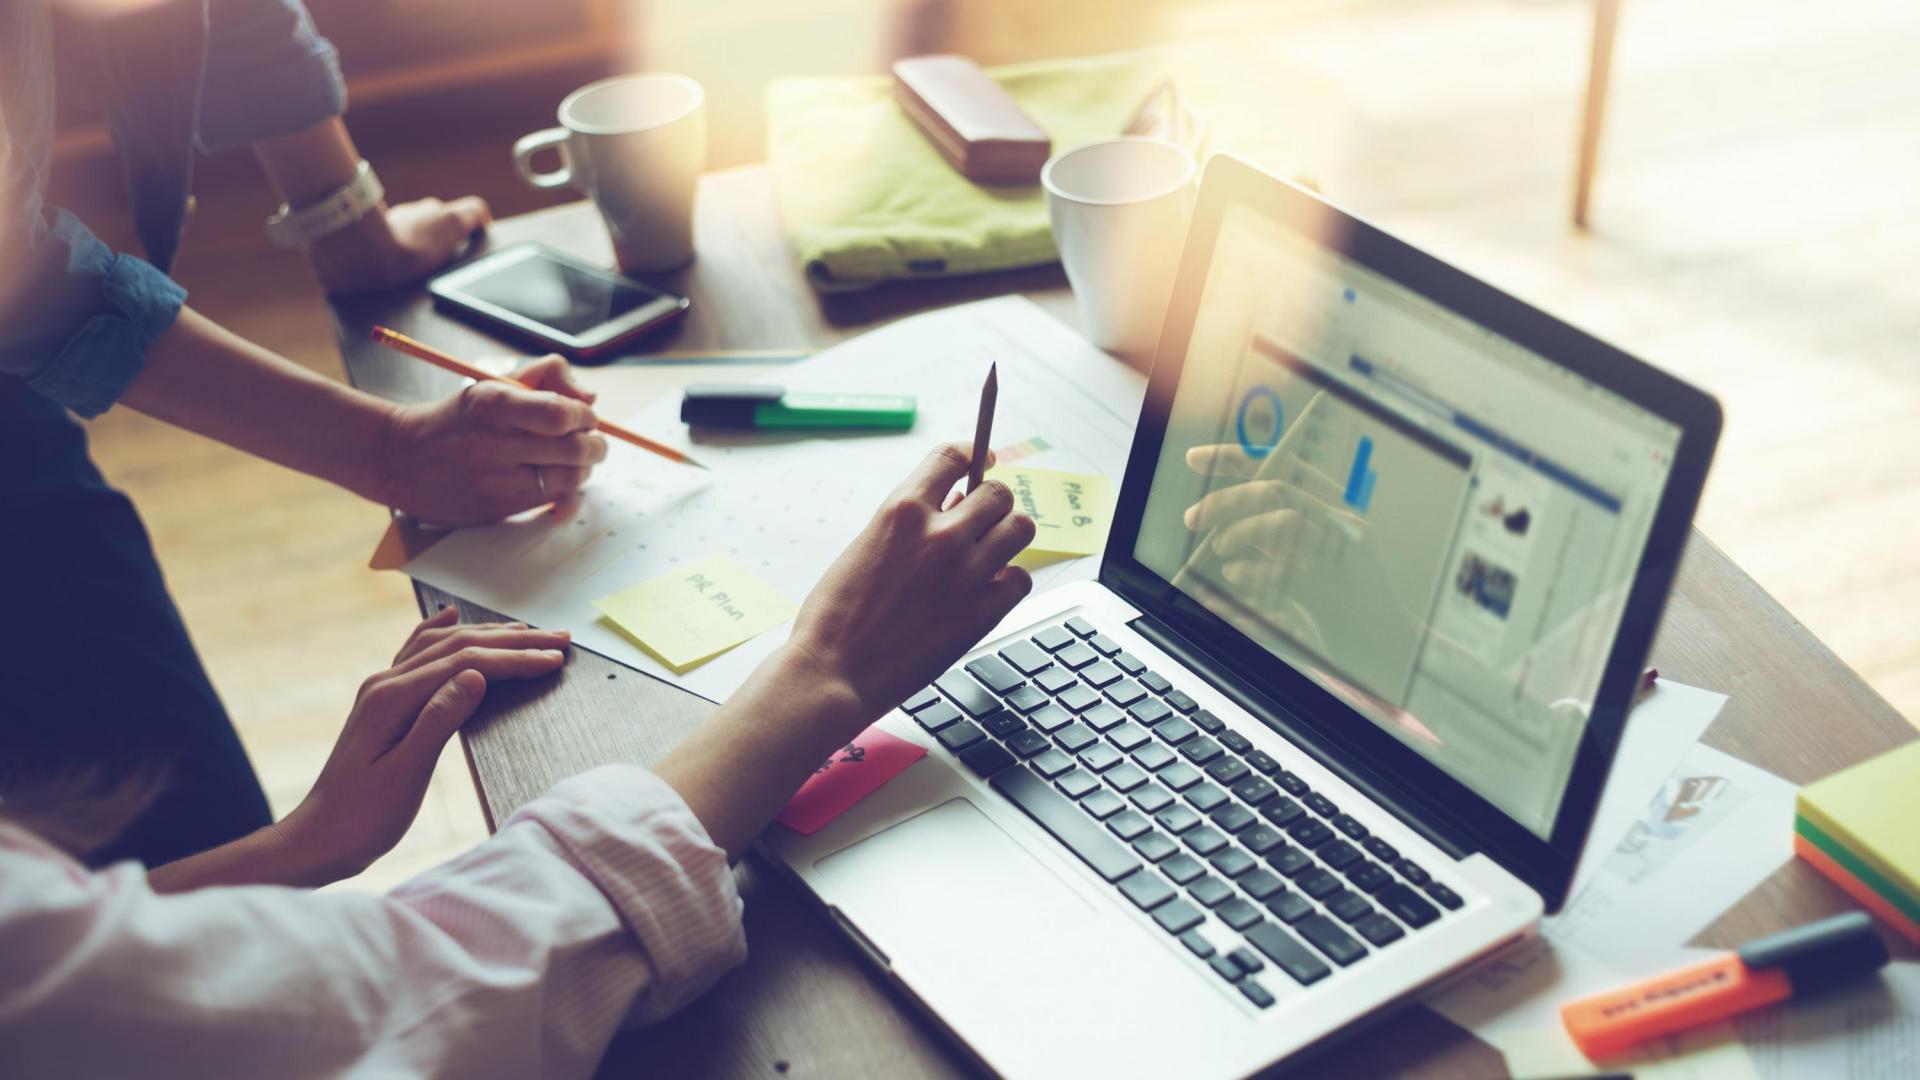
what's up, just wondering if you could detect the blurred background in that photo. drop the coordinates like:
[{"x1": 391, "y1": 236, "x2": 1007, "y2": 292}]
[{"x1": 44, "y1": 0, "x2": 1920, "y2": 890}]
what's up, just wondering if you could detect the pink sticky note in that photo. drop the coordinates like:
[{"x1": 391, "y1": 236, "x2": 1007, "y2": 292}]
[{"x1": 776, "y1": 727, "x2": 927, "y2": 836}]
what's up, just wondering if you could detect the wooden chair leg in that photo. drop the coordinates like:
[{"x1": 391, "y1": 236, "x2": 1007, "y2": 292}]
[{"x1": 1573, "y1": 0, "x2": 1623, "y2": 229}]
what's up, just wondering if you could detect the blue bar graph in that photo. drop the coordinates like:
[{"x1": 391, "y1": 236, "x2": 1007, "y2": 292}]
[{"x1": 1344, "y1": 435, "x2": 1376, "y2": 513}]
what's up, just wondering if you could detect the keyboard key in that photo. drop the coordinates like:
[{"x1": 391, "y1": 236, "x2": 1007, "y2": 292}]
[
  {"x1": 1395, "y1": 859, "x2": 1432, "y2": 887},
  {"x1": 1161, "y1": 854, "x2": 1206, "y2": 884},
  {"x1": 1209, "y1": 847, "x2": 1256, "y2": 879},
  {"x1": 1105, "y1": 763, "x2": 1148, "y2": 792},
  {"x1": 1297, "y1": 869, "x2": 1342, "y2": 900},
  {"x1": 1106, "y1": 810, "x2": 1151, "y2": 841},
  {"x1": 1319, "y1": 839, "x2": 1362, "y2": 871},
  {"x1": 1298, "y1": 915, "x2": 1367, "y2": 966},
  {"x1": 1219, "y1": 900, "x2": 1264, "y2": 932},
  {"x1": 1080, "y1": 701, "x2": 1126, "y2": 732},
  {"x1": 1268, "y1": 845, "x2": 1314, "y2": 878},
  {"x1": 1276, "y1": 771, "x2": 1310, "y2": 797},
  {"x1": 1205, "y1": 757, "x2": 1251, "y2": 786},
  {"x1": 1326, "y1": 889, "x2": 1372, "y2": 923},
  {"x1": 1031, "y1": 749, "x2": 1075, "y2": 779},
  {"x1": 1131, "y1": 743, "x2": 1176, "y2": 771},
  {"x1": 1035, "y1": 667, "x2": 1078, "y2": 694},
  {"x1": 1304, "y1": 792, "x2": 1338, "y2": 817},
  {"x1": 1208, "y1": 954, "x2": 1244, "y2": 982},
  {"x1": 1078, "y1": 742, "x2": 1123, "y2": 772},
  {"x1": 966, "y1": 654, "x2": 1025, "y2": 695},
  {"x1": 1333, "y1": 814, "x2": 1369, "y2": 841},
  {"x1": 1347, "y1": 861, "x2": 1393, "y2": 894},
  {"x1": 1262, "y1": 798, "x2": 1306, "y2": 828},
  {"x1": 1231, "y1": 778, "x2": 1277, "y2": 807},
  {"x1": 1153, "y1": 716, "x2": 1195, "y2": 745},
  {"x1": 1029, "y1": 703, "x2": 1074, "y2": 733},
  {"x1": 1152, "y1": 899, "x2": 1204, "y2": 935},
  {"x1": 1364, "y1": 837, "x2": 1400, "y2": 863},
  {"x1": 1183, "y1": 826, "x2": 1228, "y2": 857},
  {"x1": 1054, "y1": 723, "x2": 1099, "y2": 753},
  {"x1": 1179, "y1": 929, "x2": 1214, "y2": 959},
  {"x1": 938, "y1": 721, "x2": 987, "y2": 752},
  {"x1": 1113, "y1": 651, "x2": 1147, "y2": 676},
  {"x1": 1244, "y1": 749, "x2": 1281, "y2": 774},
  {"x1": 937, "y1": 670, "x2": 999, "y2": 717},
  {"x1": 903, "y1": 687, "x2": 942, "y2": 713},
  {"x1": 1153, "y1": 804, "x2": 1201, "y2": 834},
  {"x1": 1008, "y1": 729, "x2": 1051, "y2": 758},
  {"x1": 1055, "y1": 768, "x2": 1100, "y2": 799},
  {"x1": 1129, "y1": 783, "x2": 1174, "y2": 814},
  {"x1": 1180, "y1": 738, "x2": 1224, "y2": 766},
  {"x1": 1081, "y1": 789, "x2": 1126, "y2": 819},
  {"x1": 1239, "y1": 979, "x2": 1276, "y2": 1008},
  {"x1": 1425, "y1": 882, "x2": 1464, "y2": 910},
  {"x1": 1238, "y1": 868, "x2": 1286, "y2": 900},
  {"x1": 1289, "y1": 819, "x2": 1334, "y2": 848},
  {"x1": 1355, "y1": 913, "x2": 1406, "y2": 947},
  {"x1": 1267, "y1": 891, "x2": 1314, "y2": 924},
  {"x1": 1080, "y1": 661, "x2": 1122, "y2": 689},
  {"x1": 1088, "y1": 632, "x2": 1122, "y2": 657},
  {"x1": 1056, "y1": 642, "x2": 1099, "y2": 669},
  {"x1": 1106, "y1": 722, "x2": 1151, "y2": 751},
  {"x1": 1032, "y1": 625, "x2": 1076, "y2": 652},
  {"x1": 1245, "y1": 922, "x2": 1331, "y2": 985},
  {"x1": 1184, "y1": 783, "x2": 1229, "y2": 813},
  {"x1": 1128, "y1": 698, "x2": 1173, "y2": 727},
  {"x1": 1139, "y1": 670, "x2": 1172, "y2": 694},
  {"x1": 1156, "y1": 762, "x2": 1203, "y2": 791},
  {"x1": 1188, "y1": 875, "x2": 1233, "y2": 908},
  {"x1": 981, "y1": 710, "x2": 1025, "y2": 739},
  {"x1": 1055, "y1": 684, "x2": 1101, "y2": 713},
  {"x1": 1164, "y1": 689, "x2": 1199, "y2": 714},
  {"x1": 1218, "y1": 729, "x2": 1253, "y2": 755},
  {"x1": 958, "y1": 741, "x2": 1015, "y2": 777},
  {"x1": 915, "y1": 700, "x2": 963, "y2": 732},
  {"x1": 1379, "y1": 884, "x2": 1440, "y2": 929},
  {"x1": 991, "y1": 765, "x2": 1139, "y2": 882},
  {"x1": 1118, "y1": 867, "x2": 1174, "y2": 911},
  {"x1": 1239, "y1": 825, "x2": 1286, "y2": 856},
  {"x1": 1066, "y1": 615, "x2": 1098, "y2": 638},
  {"x1": 1191, "y1": 709, "x2": 1226, "y2": 735},
  {"x1": 1004, "y1": 684, "x2": 1049, "y2": 713},
  {"x1": 1103, "y1": 679, "x2": 1148, "y2": 707},
  {"x1": 1208, "y1": 804, "x2": 1256, "y2": 835},
  {"x1": 1134, "y1": 831, "x2": 1179, "y2": 862},
  {"x1": 998, "y1": 640, "x2": 1053, "y2": 676}
]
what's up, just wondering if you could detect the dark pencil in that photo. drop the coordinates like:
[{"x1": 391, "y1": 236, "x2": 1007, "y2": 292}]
[{"x1": 968, "y1": 362, "x2": 998, "y2": 493}]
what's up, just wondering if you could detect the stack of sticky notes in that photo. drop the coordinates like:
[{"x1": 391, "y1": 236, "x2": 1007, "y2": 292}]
[
  {"x1": 986, "y1": 463, "x2": 1116, "y2": 567},
  {"x1": 1794, "y1": 741, "x2": 1920, "y2": 943}
]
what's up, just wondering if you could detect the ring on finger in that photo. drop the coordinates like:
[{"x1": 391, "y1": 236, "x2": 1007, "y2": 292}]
[{"x1": 530, "y1": 464, "x2": 548, "y2": 499}]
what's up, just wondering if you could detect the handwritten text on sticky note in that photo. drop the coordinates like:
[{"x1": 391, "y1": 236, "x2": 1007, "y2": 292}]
[
  {"x1": 593, "y1": 554, "x2": 798, "y2": 673},
  {"x1": 987, "y1": 465, "x2": 1115, "y2": 558},
  {"x1": 777, "y1": 727, "x2": 927, "y2": 835}
]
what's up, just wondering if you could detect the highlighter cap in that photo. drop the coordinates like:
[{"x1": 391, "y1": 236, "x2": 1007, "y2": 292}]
[
  {"x1": 682, "y1": 384, "x2": 784, "y2": 426},
  {"x1": 1736, "y1": 911, "x2": 1889, "y2": 993}
]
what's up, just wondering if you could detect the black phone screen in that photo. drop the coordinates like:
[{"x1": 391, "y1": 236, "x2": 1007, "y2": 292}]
[{"x1": 458, "y1": 254, "x2": 667, "y2": 336}]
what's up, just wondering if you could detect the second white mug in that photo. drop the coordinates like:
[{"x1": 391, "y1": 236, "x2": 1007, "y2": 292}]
[{"x1": 513, "y1": 73, "x2": 707, "y2": 273}]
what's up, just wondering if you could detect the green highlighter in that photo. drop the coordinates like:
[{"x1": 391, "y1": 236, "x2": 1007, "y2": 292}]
[{"x1": 680, "y1": 384, "x2": 916, "y2": 430}]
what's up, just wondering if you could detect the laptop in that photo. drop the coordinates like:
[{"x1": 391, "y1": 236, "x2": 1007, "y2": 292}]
[{"x1": 763, "y1": 153, "x2": 1722, "y2": 1078}]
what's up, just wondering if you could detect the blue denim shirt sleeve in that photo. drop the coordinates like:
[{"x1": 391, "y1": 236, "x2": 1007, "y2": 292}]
[{"x1": 196, "y1": 0, "x2": 348, "y2": 152}]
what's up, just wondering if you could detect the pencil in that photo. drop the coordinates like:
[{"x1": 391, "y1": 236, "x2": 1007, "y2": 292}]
[
  {"x1": 968, "y1": 362, "x2": 997, "y2": 493},
  {"x1": 369, "y1": 326, "x2": 706, "y2": 470}
]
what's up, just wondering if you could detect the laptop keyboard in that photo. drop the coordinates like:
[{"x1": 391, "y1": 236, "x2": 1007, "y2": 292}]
[{"x1": 902, "y1": 615, "x2": 1466, "y2": 1010}]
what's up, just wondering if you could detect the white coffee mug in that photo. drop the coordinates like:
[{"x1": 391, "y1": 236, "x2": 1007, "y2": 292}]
[
  {"x1": 1042, "y1": 138, "x2": 1198, "y2": 358},
  {"x1": 513, "y1": 73, "x2": 707, "y2": 273}
]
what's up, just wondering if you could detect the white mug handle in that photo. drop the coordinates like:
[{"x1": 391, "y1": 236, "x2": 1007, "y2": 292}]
[{"x1": 512, "y1": 128, "x2": 574, "y2": 190}]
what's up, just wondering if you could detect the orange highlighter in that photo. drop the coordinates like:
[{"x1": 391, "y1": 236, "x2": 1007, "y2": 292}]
[{"x1": 1561, "y1": 912, "x2": 1889, "y2": 1060}]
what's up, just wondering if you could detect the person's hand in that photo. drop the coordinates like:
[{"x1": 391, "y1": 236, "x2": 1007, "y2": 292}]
[
  {"x1": 1179, "y1": 442, "x2": 1363, "y2": 593},
  {"x1": 273, "y1": 608, "x2": 571, "y2": 883},
  {"x1": 373, "y1": 355, "x2": 609, "y2": 525},
  {"x1": 787, "y1": 442, "x2": 1036, "y2": 720},
  {"x1": 310, "y1": 196, "x2": 493, "y2": 296}
]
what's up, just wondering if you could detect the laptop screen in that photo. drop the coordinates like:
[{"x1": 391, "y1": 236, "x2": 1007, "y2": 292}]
[{"x1": 1131, "y1": 202, "x2": 1685, "y2": 839}]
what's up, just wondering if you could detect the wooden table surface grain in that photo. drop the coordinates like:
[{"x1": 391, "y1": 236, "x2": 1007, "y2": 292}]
[{"x1": 330, "y1": 165, "x2": 1915, "y2": 1079}]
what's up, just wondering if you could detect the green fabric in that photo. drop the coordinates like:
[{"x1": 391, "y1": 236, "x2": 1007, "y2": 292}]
[{"x1": 767, "y1": 54, "x2": 1168, "y2": 291}]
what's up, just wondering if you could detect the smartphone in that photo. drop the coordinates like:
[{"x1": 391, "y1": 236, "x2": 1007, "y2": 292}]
[{"x1": 428, "y1": 243, "x2": 690, "y2": 361}]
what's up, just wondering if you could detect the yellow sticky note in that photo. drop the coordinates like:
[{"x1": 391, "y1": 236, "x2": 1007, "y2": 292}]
[
  {"x1": 593, "y1": 555, "x2": 798, "y2": 673},
  {"x1": 988, "y1": 465, "x2": 1115, "y2": 559}
]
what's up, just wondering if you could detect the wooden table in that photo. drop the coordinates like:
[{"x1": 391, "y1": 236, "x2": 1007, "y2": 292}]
[{"x1": 330, "y1": 164, "x2": 1915, "y2": 1078}]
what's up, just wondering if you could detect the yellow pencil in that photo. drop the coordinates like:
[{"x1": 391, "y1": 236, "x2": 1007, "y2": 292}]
[{"x1": 370, "y1": 326, "x2": 706, "y2": 470}]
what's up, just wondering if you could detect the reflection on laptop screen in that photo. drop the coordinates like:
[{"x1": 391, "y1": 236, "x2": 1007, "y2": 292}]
[{"x1": 1134, "y1": 204, "x2": 1684, "y2": 838}]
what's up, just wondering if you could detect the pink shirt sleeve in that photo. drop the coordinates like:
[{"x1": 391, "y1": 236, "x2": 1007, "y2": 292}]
[{"x1": 0, "y1": 764, "x2": 747, "y2": 1078}]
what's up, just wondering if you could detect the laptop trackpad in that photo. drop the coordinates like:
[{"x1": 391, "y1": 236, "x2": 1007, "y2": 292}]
[{"x1": 814, "y1": 797, "x2": 1093, "y2": 968}]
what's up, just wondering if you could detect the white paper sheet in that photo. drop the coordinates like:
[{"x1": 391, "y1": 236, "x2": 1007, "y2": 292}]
[
  {"x1": 402, "y1": 297, "x2": 1145, "y2": 701},
  {"x1": 1737, "y1": 961, "x2": 1920, "y2": 1080}
]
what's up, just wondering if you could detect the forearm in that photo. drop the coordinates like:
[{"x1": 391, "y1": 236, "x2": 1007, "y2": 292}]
[
  {"x1": 654, "y1": 645, "x2": 874, "y2": 861},
  {"x1": 120, "y1": 305, "x2": 393, "y2": 500},
  {"x1": 146, "y1": 820, "x2": 336, "y2": 893}
]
